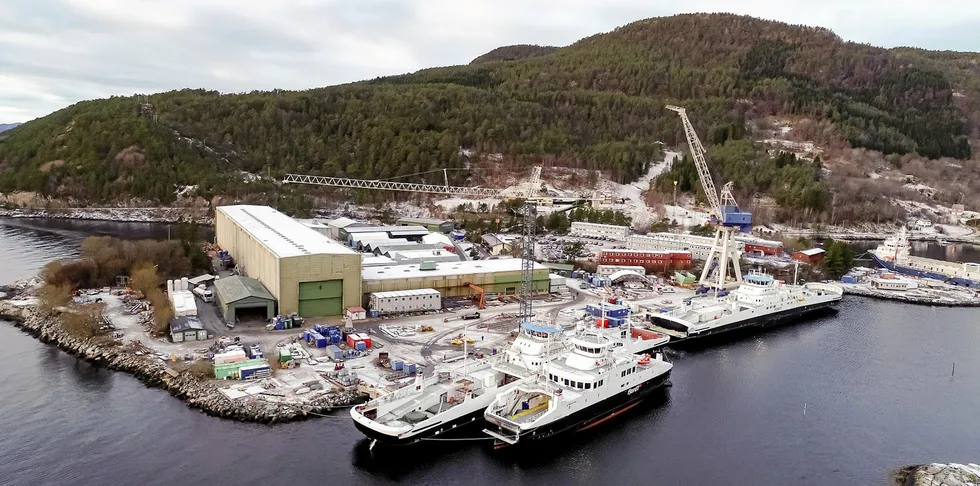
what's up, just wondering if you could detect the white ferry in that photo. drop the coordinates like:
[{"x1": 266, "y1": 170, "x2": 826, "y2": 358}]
[
  {"x1": 350, "y1": 322, "x2": 566, "y2": 447},
  {"x1": 647, "y1": 272, "x2": 843, "y2": 341},
  {"x1": 483, "y1": 328, "x2": 672, "y2": 447}
]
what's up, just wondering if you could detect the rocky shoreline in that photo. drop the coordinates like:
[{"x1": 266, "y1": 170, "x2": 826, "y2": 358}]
[
  {"x1": 0, "y1": 300, "x2": 365, "y2": 424},
  {"x1": 896, "y1": 463, "x2": 980, "y2": 486}
]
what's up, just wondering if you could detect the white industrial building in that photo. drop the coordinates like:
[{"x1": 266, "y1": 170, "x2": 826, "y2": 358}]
[
  {"x1": 570, "y1": 222, "x2": 631, "y2": 240},
  {"x1": 369, "y1": 289, "x2": 442, "y2": 314},
  {"x1": 325, "y1": 217, "x2": 362, "y2": 240},
  {"x1": 596, "y1": 264, "x2": 647, "y2": 276},
  {"x1": 362, "y1": 255, "x2": 398, "y2": 267},
  {"x1": 627, "y1": 232, "x2": 745, "y2": 260},
  {"x1": 390, "y1": 249, "x2": 460, "y2": 265},
  {"x1": 422, "y1": 232, "x2": 453, "y2": 246},
  {"x1": 361, "y1": 259, "x2": 550, "y2": 297},
  {"x1": 548, "y1": 274, "x2": 567, "y2": 293}
]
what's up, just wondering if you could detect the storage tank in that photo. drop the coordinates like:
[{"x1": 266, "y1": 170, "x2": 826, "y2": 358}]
[
  {"x1": 181, "y1": 277, "x2": 190, "y2": 291},
  {"x1": 167, "y1": 280, "x2": 174, "y2": 292}
]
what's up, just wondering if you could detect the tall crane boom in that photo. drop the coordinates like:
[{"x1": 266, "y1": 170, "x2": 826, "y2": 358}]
[
  {"x1": 519, "y1": 166, "x2": 542, "y2": 321},
  {"x1": 283, "y1": 166, "x2": 544, "y2": 322},
  {"x1": 282, "y1": 173, "x2": 502, "y2": 198},
  {"x1": 665, "y1": 105, "x2": 721, "y2": 218},
  {"x1": 667, "y1": 105, "x2": 749, "y2": 290}
]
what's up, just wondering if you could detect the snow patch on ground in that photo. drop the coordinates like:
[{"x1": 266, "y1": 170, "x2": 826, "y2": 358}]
[{"x1": 174, "y1": 185, "x2": 197, "y2": 198}]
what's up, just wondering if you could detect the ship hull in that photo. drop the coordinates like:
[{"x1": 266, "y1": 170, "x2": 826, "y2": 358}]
[
  {"x1": 650, "y1": 298, "x2": 840, "y2": 344},
  {"x1": 869, "y1": 252, "x2": 980, "y2": 288},
  {"x1": 490, "y1": 370, "x2": 671, "y2": 448},
  {"x1": 353, "y1": 408, "x2": 485, "y2": 446}
]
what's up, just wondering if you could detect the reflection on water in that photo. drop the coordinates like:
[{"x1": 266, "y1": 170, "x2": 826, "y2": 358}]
[{"x1": 0, "y1": 218, "x2": 214, "y2": 283}]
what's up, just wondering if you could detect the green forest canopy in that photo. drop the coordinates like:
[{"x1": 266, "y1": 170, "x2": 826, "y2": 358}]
[{"x1": 0, "y1": 13, "x2": 975, "y2": 213}]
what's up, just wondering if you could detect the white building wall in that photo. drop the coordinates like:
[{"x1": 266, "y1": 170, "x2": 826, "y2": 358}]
[
  {"x1": 626, "y1": 233, "x2": 745, "y2": 261},
  {"x1": 570, "y1": 222, "x2": 630, "y2": 240},
  {"x1": 596, "y1": 265, "x2": 647, "y2": 276}
]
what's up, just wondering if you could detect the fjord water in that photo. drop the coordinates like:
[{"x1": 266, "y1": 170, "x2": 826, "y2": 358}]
[{"x1": 1, "y1": 219, "x2": 978, "y2": 486}]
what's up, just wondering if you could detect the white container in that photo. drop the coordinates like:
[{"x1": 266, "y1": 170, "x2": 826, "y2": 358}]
[{"x1": 181, "y1": 277, "x2": 189, "y2": 291}]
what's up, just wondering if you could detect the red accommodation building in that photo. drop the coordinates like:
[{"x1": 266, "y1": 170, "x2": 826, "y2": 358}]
[
  {"x1": 736, "y1": 236, "x2": 784, "y2": 256},
  {"x1": 599, "y1": 249, "x2": 692, "y2": 274}
]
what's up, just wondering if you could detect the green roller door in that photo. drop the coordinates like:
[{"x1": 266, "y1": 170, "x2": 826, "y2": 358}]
[{"x1": 298, "y1": 280, "x2": 343, "y2": 317}]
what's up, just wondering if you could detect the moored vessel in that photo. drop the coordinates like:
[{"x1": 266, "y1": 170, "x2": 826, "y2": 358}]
[
  {"x1": 646, "y1": 272, "x2": 843, "y2": 342},
  {"x1": 350, "y1": 321, "x2": 565, "y2": 447},
  {"x1": 869, "y1": 228, "x2": 980, "y2": 288},
  {"x1": 482, "y1": 328, "x2": 672, "y2": 447}
]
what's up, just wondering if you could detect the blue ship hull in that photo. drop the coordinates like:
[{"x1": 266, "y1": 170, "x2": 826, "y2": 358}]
[{"x1": 869, "y1": 253, "x2": 980, "y2": 288}]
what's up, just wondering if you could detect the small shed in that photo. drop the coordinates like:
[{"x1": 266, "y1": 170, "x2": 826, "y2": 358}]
[
  {"x1": 187, "y1": 274, "x2": 217, "y2": 287},
  {"x1": 213, "y1": 276, "x2": 276, "y2": 324},
  {"x1": 346, "y1": 306, "x2": 367, "y2": 321},
  {"x1": 169, "y1": 316, "x2": 207, "y2": 342},
  {"x1": 793, "y1": 248, "x2": 826, "y2": 265}
]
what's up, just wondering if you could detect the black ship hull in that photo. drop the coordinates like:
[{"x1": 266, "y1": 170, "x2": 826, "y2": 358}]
[
  {"x1": 489, "y1": 370, "x2": 671, "y2": 448},
  {"x1": 650, "y1": 298, "x2": 840, "y2": 345},
  {"x1": 353, "y1": 408, "x2": 484, "y2": 447}
]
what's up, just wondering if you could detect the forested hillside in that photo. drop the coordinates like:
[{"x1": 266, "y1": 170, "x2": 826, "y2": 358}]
[{"x1": 0, "y1": 13, "x2": 975, "y2": 215}]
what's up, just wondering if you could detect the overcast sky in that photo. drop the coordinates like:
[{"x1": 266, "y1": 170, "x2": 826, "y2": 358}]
[{"x1": 2, "y1": 0, "x2": 979, "y2": 123}]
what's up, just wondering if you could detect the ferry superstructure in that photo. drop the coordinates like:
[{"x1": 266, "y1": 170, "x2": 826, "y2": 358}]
[
  {"x1": 647, "y1": 272, "x2": 843, "y2": 341},
  {"x1": 483, "y1": 329, "x2": 672, "y2": 447}
]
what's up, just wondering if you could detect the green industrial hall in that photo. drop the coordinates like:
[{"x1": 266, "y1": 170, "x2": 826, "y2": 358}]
[{"x1": 213, "y1": 276, "x2": 276, "y2": 323}]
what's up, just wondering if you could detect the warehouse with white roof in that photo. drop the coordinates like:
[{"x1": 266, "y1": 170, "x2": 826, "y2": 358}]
[
  {"x1": 361, "y1": 259, "x2": 550, "y2": 297},
  {"x1": 215, "y1": 205, "x2": 362, "y2": 317}
]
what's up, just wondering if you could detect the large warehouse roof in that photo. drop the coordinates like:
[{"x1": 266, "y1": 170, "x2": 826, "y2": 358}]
[
  {"x1": 362, "y1": 259, "x2": 546, "y2": 281},
  {"x1": 217, "y1": 205, "x2": 356, "y2": 258}
]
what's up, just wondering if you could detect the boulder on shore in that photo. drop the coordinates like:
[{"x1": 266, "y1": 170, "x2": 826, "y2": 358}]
[{"x1": 897, "y1": 463, "x2": 980, "y2": 486}]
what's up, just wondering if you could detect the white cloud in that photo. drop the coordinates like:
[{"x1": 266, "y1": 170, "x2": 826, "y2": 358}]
[{"x1": 1, "y1": 0, "x2": 978, "y2": 123}]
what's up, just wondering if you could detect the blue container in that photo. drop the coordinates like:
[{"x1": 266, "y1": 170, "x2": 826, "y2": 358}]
[
  {"x1": 303, "y1": 330, "x2": 312, "y2": 342},
  {"x1": 392, "y1": 360, "x2": 403, "y2": 371},
  {"x1": 240, "y1": 364, "x2": 270, "y2": 380},
  {"x1": 404, "y1": 363, "x2": 417, "y2": 374},
  {"x1": 326, "y1": 345, "x2": 342, "y2": 360},
  {"x1": 585, "y1": 303, "x2": 629, "y2": 318},
  {"x1": 841, "y1": 275, "x2": 858, "y2": 284},
  {"x1": 355, "y1": 341, "x2": 367, "y2": 351},
  {"x1": 315, "y1": 335, "x2": 327, "y2": 349}
]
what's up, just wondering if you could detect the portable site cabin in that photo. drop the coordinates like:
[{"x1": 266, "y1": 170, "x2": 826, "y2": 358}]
[{"x1": 368, "y1": 289, "x2": 442, "y2": 314}]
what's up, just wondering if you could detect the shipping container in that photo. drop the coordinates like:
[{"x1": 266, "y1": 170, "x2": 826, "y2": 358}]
[
  {"x1": 585, "y1": 303, "x2": 630, "y2": 318},
  {"x1": 404, "y1": 363, "x2": 417, "y2": 374},
  {"x1": 239, "y1": 364, "x2": 271, "y2": 380},
  {"x1": 355, "y1": 341, "x2": 367, "y2": 351},
  {"x1": 346, "y1": 335, "x2": 359, "y2": 348},
  {"x1": 326, "y1": 345, "x2": 342, "y2": 360},
  {"x1": 392, "y1": 360, "x2": 403, "y2": 371},
  {"x1": 354, "y1": 333, "x2": 372, "y2": 348}
]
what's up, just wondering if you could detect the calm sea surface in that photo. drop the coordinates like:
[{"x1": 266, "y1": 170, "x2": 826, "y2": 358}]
[{"x1": 1, "y1": 219, "x2": 978, "y2": 486}]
